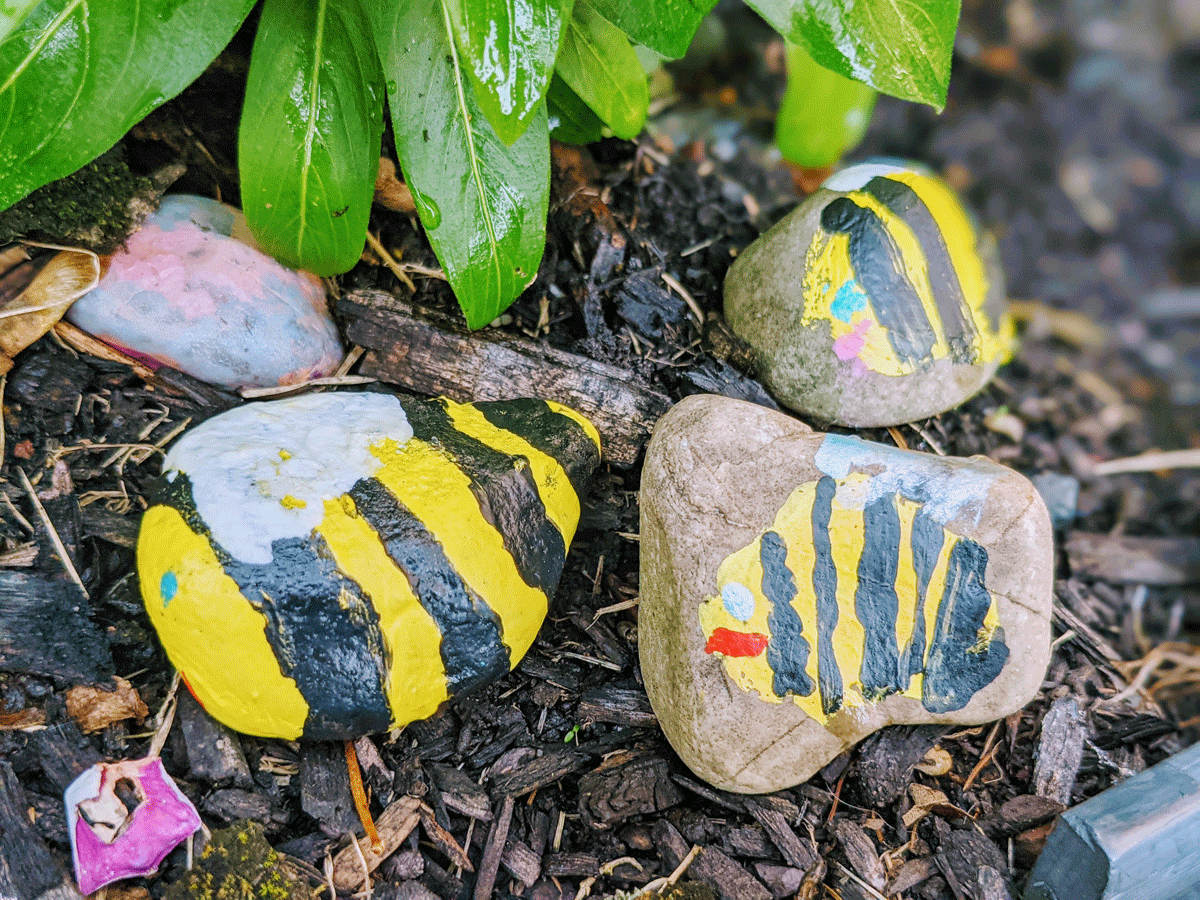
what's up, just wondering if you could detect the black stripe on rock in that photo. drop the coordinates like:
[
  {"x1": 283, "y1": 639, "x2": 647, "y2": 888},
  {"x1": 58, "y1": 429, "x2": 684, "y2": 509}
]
[
  {"x1": 864, "y1": 176, "x2": 977, "y2": 360},
  {"x1": 474, "y1": 398, "x2": 600, "y2": 499},
  {"x1": 922, "y1": 538, "x2": 1009, "y2": 713},
  {"x1": 347, "y1": 478, "x2": 510, "y2": 697},
  {"x1": 811, "y1": 476, "x2": 844, "y2": 715},
  {"x1": 402, "y1": 398, "x2": 566, "y2": 595},
  {"x1": 760, "y1": 530, "x2": 814, "y2": 699},
  {"x1": 222, "y1": 536, "x2": 394, "y2": 741},
  {"x1": 821, "y1": 196, "x2": 937, "y2": 367},
  {"x1": 899, "y1": 509, "x2": 945, "y2": 682},
  {"x1": 856, "y1": 494, "x2": 903, "y2": 701}
]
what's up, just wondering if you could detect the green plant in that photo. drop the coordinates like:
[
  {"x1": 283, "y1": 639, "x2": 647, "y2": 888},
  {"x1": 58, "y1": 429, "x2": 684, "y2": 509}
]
[{"x1": 0, "y1": 0, "x2": 961, "y2": 328}]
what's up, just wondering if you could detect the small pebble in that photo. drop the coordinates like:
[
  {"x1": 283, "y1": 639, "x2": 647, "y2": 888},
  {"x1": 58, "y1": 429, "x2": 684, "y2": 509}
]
[
  {"x1": 137, "y1": 391, "x2": 601, "y2": 740},
  {"x1": 638, "y1": 395, "x2": 1052, "y2": 793},
  {"x1": 724, "y1": 160, "x2": 1015, "y2": 426},
  {"x1": 1031, "y1": 472, "x2": 1081, "y2": 527},
  {"x1": 68, "y1": 195, "x2": 343, "y2": 389}
]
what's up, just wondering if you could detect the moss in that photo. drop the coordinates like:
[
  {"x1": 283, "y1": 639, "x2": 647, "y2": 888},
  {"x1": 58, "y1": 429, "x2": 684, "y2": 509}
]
[
  {"x1": 0, "y1": 146, "x2": 148, "y2": 252},
  {"x1": 162, "y1": 821, "x2": 314, "y2": 900}
]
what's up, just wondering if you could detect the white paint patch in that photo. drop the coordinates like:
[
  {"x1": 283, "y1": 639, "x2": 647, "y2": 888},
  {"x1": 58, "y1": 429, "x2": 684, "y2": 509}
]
[
  {"x1": 823, "y1": 159, "x2": 925, "y2": 192},
  {"x1": 163, "y1": 392, "x2": 412, "y2": 564},
  {"x1": 721, "y1": 582, "x2": 756, "y2": 622},
  {"x1": 813, "y1": 433, "x2": 1001, "y2": 527}
]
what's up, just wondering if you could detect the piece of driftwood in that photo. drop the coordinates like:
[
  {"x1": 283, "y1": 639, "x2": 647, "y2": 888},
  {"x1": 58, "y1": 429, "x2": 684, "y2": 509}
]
[
  {"x1": 0, "y1": 572, "x2": 113, "y2": 685},
  {"x1": 1065, "y1": 532, "x2": 1200, "y2": 585},
  {"x1": 1025, "y1": 742, "x2": 1200, "y2": 900},
  {"x1": 340, "y1": 290, "x2": 673, "y2": 467},
  {"x1": 0, "y1": 762, "x2": 83, "y2": 900}
]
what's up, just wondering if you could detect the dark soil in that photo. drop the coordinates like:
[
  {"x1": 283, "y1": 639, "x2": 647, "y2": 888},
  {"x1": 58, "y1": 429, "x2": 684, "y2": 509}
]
[{"x1": 1, "y1": 2, "x2": 1197, "y2": 899}]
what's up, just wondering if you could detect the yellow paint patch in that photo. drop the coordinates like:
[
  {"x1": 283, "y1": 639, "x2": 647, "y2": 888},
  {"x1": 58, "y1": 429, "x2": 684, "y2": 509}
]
[
  {"x1": 316, "y1": 496, "x2": 449, "y2": 728},
  {"x1": 369, "y1": 438, "x2": 549, "y2": 666},
  {"x1": 546, "y1": 399, "x2": 603, "y2": 458},
  {"x1": 280, "y1": 494, "x2": 306, "y2": 509},
  {"x1": 441, "y1": 399, "x2": 581, "y2": 545},
  {"x1": 137, "y1": 505, "x2": 308, "y2": 739}
]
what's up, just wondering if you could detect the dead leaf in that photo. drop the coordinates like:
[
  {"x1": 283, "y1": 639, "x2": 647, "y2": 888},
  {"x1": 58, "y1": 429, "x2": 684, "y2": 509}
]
[
  {"x1": 0, "y1": 246, "x2": 100, "y2": 372},
  {"x1": 66, "y1": 676, "x2": 149, "y2": 734},
  {"x1": 901, "y1": 783, "x2": 970, "y2": 829},
  {"x1": 914, "y1": 745, "x2": 954, "y2": 776},
  {"x1": 0, "y1": 708, "x2": 46, "y2": 730},
  {"x1": 374, "y1": 157, "x2": 415, "y2": 214}
]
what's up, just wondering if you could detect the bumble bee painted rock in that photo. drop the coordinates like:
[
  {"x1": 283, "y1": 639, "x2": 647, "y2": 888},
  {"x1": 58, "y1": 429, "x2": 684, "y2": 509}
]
[
  {"x1": 67, "y1": 194, "x2": 343, "y2": 389},
  {"x1": 724, "y1": 160, "x2": 1014, "y2": 426},
  {"x1": 137, "y1": 391, "x2": 600, "y2": 740},
  {"x1": 638, "y1": 395, "x2": 1051, "y2": 794}
]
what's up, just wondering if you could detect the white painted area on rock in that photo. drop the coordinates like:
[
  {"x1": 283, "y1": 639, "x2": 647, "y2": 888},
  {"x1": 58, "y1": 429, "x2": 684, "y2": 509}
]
[{"x1": 163, "y1": 392, "x2": 412, "y2": 564}]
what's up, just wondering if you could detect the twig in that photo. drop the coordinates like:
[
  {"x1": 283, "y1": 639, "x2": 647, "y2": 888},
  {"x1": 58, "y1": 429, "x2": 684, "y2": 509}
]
[
  {"x1": 661, "y1": 272, "x2": 704, "y2": 326},
  {"x1": 637, "y1": 844, "x2": 702, "y2": 896},
  {"x1": 1091, "y1": 449, "x2": 1200, "y2": 476},
  {"x1": 53, "y1": 321, "x2": 157, "y2": 380},
  {"x1": 239, "y1": 375, "x2": 377, "y2": 399},
  {"x1": 146, "y1": 671, "x2": 182, "y2": 758},
  {"x1": 16, "y1": 466, "x2": 88, "y2": 599},
  {"x1": 364, "y1": 231, "x2": 416, "y2": 293},
  {"x1": 962, "y1": 719, "x2": 1003, "y2": 791}
]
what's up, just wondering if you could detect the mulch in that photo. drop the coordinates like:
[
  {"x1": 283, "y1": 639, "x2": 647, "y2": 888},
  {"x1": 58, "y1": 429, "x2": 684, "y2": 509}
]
[{"x1": 1, "y1": 3, "x2": 1197, "y2": 899}]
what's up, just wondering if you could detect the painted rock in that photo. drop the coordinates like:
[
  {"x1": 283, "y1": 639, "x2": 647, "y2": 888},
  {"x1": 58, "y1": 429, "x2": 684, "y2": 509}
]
[
  {"x1": 638, "y1": 395, "x2": 1051, "y2": 793},
  {"x1": 724, "y1": 160, "x2": 1015, "y2": 426},
  {"x1": 137, "y1": 391, "x2": 600, "y2": 740},
  {"x1": 67, "y1": 194, "x2": 343, "y2": 389}
]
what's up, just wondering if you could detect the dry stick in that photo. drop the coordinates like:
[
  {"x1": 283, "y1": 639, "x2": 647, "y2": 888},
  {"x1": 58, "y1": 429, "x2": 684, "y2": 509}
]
[
  {"x1": 661, "y1": 272, "x2": 704, "y2": 326},
  {"x1": 239, "y1": 375, "x2": 377, "y2": 400},
  {"x1": 0, "y1": 374, "x2": 6, "y2": 462},
  {"x1": 53, "y1": 321, "x2": 157, "y2": 380},
  {"x1": 1091, "y1": 448, "x2": 1200, "y2": 476},
  {"x1": 473, "y1": 794, "x2": 515, "y2": 900},
  {"x1": 962, "y1": 719, "x2": 1004, "y2": 792},
  {"x1": 364, "y1": 231, "x2": 417, "y2": 293},
  {"x1": 16, "y1": 466, "x2": 88, "y2": 599},
  {"x1": 146, "y1": 671, "x2": 182, "y2": 759},
  {"x1": 637, "y1": 844, "x2": 702, "y2": 896}
]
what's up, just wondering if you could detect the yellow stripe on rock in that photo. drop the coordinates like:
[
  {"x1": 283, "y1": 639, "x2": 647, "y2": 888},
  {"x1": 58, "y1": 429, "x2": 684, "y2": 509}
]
[
  {"x1": 826, "y1": 492, "x2": 868, "y2": 710},
  {"x1": 137, "y1": 504, "x2": 308, "y2": 739},
  {"x1": 441, "y1": 400, "x2": 581, "y2": 545},
  {"x1": 545, "y1": 399, "x2": 603, "y2": 457},
  {"x1": 369, "y1": 438, "x2": 550, "y2": 665},
  {"x1": 316, "y1": 495, "x2": 450, "y2": 728}
]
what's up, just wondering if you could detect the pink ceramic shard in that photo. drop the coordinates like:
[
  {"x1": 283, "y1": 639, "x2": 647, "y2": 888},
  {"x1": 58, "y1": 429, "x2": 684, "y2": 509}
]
[
  {"x1": 66, "y1": 194, "x2": 344, "y2": 389},
  {"x1": 65, "y1": 757, "x2": 202, "y2": 894}
]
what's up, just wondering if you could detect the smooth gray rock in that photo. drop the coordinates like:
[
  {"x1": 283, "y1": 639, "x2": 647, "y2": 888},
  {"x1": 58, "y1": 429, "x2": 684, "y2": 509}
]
[
  {"x1": 724, "y1": 160, "x2": 1013, "y2": 426},
  {"x1": 638, "y1": 395, "x2": 1053, "y2": 793}
]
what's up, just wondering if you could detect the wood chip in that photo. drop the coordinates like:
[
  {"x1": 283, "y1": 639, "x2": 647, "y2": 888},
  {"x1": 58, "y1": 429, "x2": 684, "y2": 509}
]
[
  {"x1": 331, "y1": 795, "x2": 421, "y2": 892},
  {"x1": 474, "y1": 794, "x2": 514, "y2": 900},
  {"x1": 831, "y1": 819, "x2": 887, "y2": 891},
  {"x1": 1066, "y1": 531, "x2": 1200, "y2": 585},
  {"x1": 1034, "y1": 697, "x2": 1088, "y2": 807},
  {"x1": 418, "y1": 802, "x2": 474, "y2": 871},
  {"x1": 747, "y1": 800, "x2": 817, "y2": 870}
]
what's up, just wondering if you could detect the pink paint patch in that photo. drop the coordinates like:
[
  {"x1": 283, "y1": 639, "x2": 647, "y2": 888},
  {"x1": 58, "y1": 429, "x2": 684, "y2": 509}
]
[
  {"x1": 833, "y1": 318, "x2": 871, "y2": 361},
  {"x1": 850, "y1": 358, "x2": 868, "y2": 378}
]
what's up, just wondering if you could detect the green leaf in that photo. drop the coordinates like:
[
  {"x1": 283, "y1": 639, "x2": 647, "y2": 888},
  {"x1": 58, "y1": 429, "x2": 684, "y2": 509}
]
[
  {"x1": 0, "y1": 0, "x2": 39, "y2": 43},
  {"x1": 546, "y1": 75, "x2": 604, "y2": 144},
  {"x1": 239, "y1": 0, "x2": 383, "y2": 275},
  {"x1": 776, "y1": 40, "x2": 876, "y2": 167},
  {"x1": 556, "y1": 0, "x2": 647, "y2": 141},
  {"x1": 746, "y1": 0, "x2": 960, "y2": 110},
  {"x1": 586, "y1": 0, "x2": 717, "y2": 59},
  {"x1": 370, "y1": 0, "x2": 550, "y2": 329},
  {"x1": 0, "y1": 0, "x2": 257, "y2": 211},
  {"x1": 443, "y1": 0, "x2": 571, "y2": 145}
]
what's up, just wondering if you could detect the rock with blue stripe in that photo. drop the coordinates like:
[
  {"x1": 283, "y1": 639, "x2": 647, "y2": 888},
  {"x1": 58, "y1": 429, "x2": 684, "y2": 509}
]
[
  {"x1": 639, "y1": 395, "x2": 1052, "y2": 794},
  {"x1": 137, "y1": 391, "x2": 601, "y2": 740}
]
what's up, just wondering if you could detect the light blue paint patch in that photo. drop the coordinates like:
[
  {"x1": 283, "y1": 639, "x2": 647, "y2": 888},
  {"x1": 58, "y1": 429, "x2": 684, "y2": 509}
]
[
  {"x1": 154, "y1": 195, "x2": 236, "y2": 236},
  {"x1": 159, "y1": 571, "x2": 178, "y2": 607},
  {"x1": 813, "y1": 434, "x2": 1002, "y2": 526},
  {"x1": 721, "y1": 582, "x2": 756, "y2": 622},
  {"x1": 830, "y1": 280, "x2": 868, "y2": 322}
]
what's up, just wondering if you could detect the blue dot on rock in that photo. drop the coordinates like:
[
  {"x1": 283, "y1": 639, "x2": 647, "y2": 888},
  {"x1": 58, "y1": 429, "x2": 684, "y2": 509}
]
[
  {"x1": 721, "y1": 582, "x2": 755, "y2": 622},
  {"x1": 160, "y1": 571, "x2": 178, "y2": 606},
  {"x1": 830, "y1": 280, "x2": 868, "y2": 323}
]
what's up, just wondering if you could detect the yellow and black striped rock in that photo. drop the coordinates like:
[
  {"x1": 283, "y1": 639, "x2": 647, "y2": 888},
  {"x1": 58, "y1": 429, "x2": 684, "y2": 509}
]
[
  {"x1": 724, "y1": 160, "x2": 1015, "y2": 427},
  {"x1": 639, "y1": 396, "x2": 1052, "y2": 793},
  {"x1": 137, "y1": 391, "x2": 600, "y2": 740}
]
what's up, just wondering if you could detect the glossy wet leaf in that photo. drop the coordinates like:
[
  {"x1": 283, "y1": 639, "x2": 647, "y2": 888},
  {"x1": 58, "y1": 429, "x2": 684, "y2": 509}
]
[
  {"x1": 776, "y1": 40, "x2": 876, "y2": 167},
  {"x1": 239, "y1": 0, "x2": 383, "y2": 275},
  {"x1": 547, "y1": 75, "x2": 604, "y2": 144},
  {"x1": 556, "y1": 0, "x2": 647, "y2": 140},
  {"x1": 586, "y1": 0, "x2": 717, "y2": 59},
  {"x1": 0, "y1": 0, "x2": 257, "y2": 211},
  {"x1": 746, "y1": 0, "x2": 960, "y2": 110},
  {"x1": 443, "y1": 0, "x2": 572, "y2": 145},
  {"x1": 371, "y1": 0, "x2": 549, "y2": 329}
]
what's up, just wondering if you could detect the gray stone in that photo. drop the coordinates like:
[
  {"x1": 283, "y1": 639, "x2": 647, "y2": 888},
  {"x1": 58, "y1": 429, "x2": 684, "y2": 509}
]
[
  {"x1": 638, "y1": 395, "x2": 1053, "y2": 794},
  {"x1": 724, "y1": 160, "x2": 1013, "y2": 426},
  {"x1": 1031, "y1": 472, "x2": 1080, "y2": 527}
]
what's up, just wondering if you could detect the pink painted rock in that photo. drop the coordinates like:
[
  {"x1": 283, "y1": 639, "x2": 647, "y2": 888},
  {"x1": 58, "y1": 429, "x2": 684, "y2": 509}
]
[
  {"x1": 67, "y1": 195, "x2": 343, "y2": 389},
  {"x1": 638, "y1": 395, "x2": 1053, "y2": 793},
  {"x1": 65, "y1": 757, "x2": 201, "y2": 894}
]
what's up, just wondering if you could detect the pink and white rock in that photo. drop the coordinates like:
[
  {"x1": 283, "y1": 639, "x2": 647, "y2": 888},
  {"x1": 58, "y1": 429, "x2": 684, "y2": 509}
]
[
  {"x1": 65, "y1": 757, "x2": 202, "y2": 894},
  {"x1": 67, "y1": 195, "x2": 343, "y2": 389},
  {"x1": 638, "y1": 395, "x2": 1053, "y2": 794}
]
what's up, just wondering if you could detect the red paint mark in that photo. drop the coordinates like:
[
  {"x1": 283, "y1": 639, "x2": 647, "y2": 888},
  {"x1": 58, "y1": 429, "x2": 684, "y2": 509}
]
[{"x1": 705, "y1": 627, "x2": 769, "y2": 658}]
